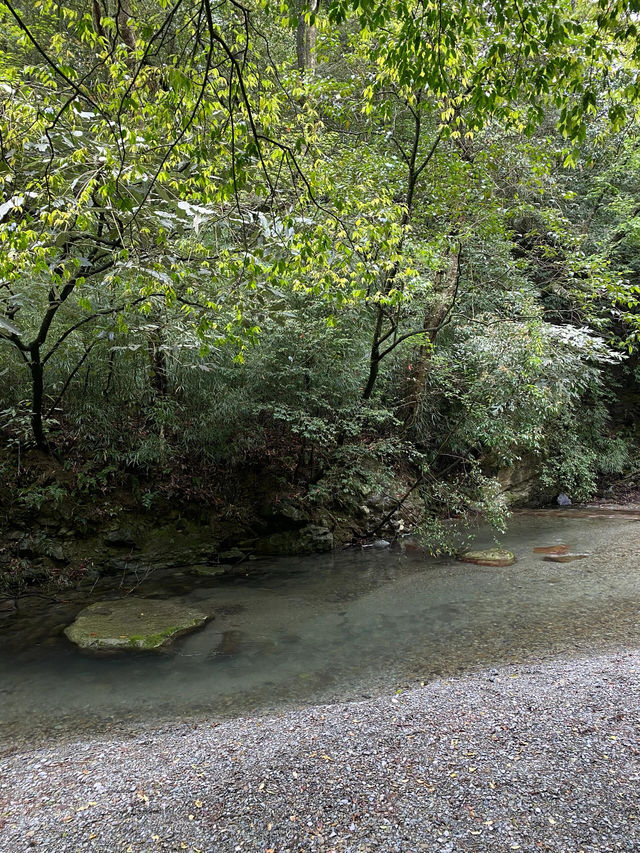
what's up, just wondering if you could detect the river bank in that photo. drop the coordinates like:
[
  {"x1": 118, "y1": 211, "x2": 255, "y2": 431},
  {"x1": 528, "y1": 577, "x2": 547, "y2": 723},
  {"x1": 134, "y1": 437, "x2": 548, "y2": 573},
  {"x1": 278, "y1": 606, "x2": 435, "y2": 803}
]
[{"x1": 2, "y1": 647, "x2": 639, "y2": 852}]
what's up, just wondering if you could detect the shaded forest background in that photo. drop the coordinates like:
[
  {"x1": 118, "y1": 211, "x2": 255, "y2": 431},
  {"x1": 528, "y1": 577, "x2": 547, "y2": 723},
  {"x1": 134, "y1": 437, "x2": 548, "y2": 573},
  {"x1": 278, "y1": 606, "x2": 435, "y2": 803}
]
[{"x1": 3, "y1": 0, "x2": 640, "y2": 578}]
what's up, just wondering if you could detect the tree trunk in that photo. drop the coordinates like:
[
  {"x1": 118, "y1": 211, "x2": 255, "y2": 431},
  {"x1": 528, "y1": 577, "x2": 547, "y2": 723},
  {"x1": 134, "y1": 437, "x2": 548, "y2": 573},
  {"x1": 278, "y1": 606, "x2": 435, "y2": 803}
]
[
  {"x1": 296, "y1": 0, "x2": 318, "y2": 74},
  {"x1": 402, "y1": 245, "x2": 462, "y2": 430},
  {"x1": 147, "y1": 327, "x2": 168, "y2": 396},
  {"x1": 118, "y1": 0, "x2": 136, "y2": 54},
  {"x1": 362, "y1": 305, "x2": 385, "y2": 400},
  {"x1": 92, "y1": 0, "x2": 105, "y2": 39},
  {"x1": 29, "y1": 350, "x2": 48, "y2": 451},
  {"x1": 361, "y1": 106, "x2": 423, "y2": 401}
]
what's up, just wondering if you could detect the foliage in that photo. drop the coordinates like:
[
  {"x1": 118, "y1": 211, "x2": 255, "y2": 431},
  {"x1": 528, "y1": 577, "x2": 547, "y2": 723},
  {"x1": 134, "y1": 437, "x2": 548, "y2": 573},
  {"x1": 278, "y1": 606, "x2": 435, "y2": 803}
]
[{"x1": 2, "y1": 0, "x2": 640, "y2": 549}]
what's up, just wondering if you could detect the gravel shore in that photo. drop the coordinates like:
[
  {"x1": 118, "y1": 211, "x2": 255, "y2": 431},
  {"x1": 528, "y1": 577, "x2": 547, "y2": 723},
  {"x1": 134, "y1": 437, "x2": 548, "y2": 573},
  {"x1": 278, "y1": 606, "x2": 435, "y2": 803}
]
[{"x1": 2, "y1": 648, "x2": 639, "y2": 852}]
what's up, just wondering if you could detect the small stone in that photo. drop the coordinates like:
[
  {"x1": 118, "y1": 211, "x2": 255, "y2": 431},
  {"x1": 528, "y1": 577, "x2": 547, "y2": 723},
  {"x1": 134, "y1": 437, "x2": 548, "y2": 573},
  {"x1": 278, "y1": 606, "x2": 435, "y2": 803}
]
[{"x1": 556, "y1": 493, "x2": 572, "y2": 506}]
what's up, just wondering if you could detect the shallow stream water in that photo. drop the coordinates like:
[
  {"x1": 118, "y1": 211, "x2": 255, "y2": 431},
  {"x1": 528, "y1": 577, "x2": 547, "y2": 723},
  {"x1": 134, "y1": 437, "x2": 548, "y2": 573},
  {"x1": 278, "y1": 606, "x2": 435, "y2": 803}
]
[{"x1": 1, "y1": 509, "x2": 639, "y2": 744}]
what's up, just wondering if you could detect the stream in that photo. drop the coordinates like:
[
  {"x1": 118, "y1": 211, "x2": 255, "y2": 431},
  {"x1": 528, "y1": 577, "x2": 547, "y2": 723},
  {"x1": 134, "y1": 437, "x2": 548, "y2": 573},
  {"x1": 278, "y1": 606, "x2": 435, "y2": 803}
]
[{"x1": 1, "y1": 509, "x2": 639, "y2": 744}]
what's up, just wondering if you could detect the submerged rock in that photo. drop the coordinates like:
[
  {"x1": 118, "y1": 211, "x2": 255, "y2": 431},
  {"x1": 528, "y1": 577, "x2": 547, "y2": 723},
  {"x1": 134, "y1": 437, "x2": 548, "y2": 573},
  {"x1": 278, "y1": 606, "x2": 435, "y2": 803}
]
[
  {"x1": 458, "y1": 548, "x2": 515, "y2": 567},
  {"x1": 214, "y1": 628, "x2": 245, "y2": 657},
  {"x1": 64, "y1": 598, "x2": 209, "y2": 652}
]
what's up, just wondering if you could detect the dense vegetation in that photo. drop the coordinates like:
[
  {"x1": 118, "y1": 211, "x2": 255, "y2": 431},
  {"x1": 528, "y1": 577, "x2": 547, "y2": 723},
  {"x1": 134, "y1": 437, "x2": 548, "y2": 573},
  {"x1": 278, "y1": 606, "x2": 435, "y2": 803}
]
[{"x1": 2, "y1": 0, "x2": 640, "y2": 559}]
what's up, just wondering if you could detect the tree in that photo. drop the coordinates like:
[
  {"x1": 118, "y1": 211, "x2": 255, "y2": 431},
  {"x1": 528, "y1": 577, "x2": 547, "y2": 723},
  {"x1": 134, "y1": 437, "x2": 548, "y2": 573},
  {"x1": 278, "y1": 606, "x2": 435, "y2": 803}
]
[{"x1": 1, "y1": 0, "x2": 640, "y2": 492}]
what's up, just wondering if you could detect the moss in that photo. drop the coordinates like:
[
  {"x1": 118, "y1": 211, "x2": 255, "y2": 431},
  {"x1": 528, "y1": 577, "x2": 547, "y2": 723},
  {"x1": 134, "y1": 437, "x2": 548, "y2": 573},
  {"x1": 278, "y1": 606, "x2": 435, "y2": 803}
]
[
  {"x1": 458, "y1": 548, "x2": 516, "y2": 567},
  {"x1": 127, "y1": 626, "x2": 183, "y2": 649},
  {"x1": 64, "y1": 599, "x2": 208, "y2": 652}
]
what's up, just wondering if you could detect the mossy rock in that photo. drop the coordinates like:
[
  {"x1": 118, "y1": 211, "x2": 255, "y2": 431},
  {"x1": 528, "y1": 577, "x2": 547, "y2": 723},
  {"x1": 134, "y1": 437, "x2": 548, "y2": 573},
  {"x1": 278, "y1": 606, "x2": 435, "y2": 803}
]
[
  {"x1": 64, "y1": 598, "x2": 209, "y2": 652},
  {"x1": 458, "y1": 548, "x2": 515, "y2": 567}
]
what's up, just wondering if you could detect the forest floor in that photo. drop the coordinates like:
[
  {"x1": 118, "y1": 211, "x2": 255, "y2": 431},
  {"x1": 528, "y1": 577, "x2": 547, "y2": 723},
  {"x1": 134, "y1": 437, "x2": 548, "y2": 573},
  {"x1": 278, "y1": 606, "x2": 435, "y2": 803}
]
[{"x1": 1, "y1": 646, "x2": 639, "y2": 853}]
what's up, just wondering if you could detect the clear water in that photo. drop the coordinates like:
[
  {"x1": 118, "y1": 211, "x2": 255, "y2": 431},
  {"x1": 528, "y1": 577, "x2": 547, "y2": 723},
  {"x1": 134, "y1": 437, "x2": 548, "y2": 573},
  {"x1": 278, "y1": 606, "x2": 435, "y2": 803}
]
[{"x1": 1, "y1": 510, "x2": 639, "y2": 743}]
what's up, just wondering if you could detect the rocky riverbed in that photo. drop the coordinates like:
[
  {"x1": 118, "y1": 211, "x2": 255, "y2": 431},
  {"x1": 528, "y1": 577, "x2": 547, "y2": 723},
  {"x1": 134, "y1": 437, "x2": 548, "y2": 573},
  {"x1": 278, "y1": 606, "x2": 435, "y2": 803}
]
[{"x1": 1, "y1": 648, "x2": 639, "y2": 852}]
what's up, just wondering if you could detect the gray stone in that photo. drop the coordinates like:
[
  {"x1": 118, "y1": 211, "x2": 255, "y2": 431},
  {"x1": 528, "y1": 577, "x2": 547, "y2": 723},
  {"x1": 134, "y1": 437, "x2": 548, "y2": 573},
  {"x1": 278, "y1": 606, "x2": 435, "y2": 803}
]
[
  {"x1": 299, "y1": 525, "x2": 334, "y2": 552},
  {"x1": 277, "y1": 500, "x2": 310, "y2": 523},
  {"x1": 64, "y1": 598, "x2": 209, "y2": 652},
  {"x1": 104, "y1": 529, "x2": 139, "y2": 548},
  {"x1": 366, "y1": 493, "x2": 395, "y2": 512},
  {"x1": 218, "y1": 548, "x2": 245, "y2": 562},
  {"x1": 492, "y1": 453, "x2": 555, "y2": 507},
  {"x1": 43, "y1": 543, "x2": 67, "y2": 563},
  {"x1": 17, "y1": 536, "x2": 67, "y2": 563},
  {"x1": 557, "y1": 493, "x2": 572, "y2": 506}
]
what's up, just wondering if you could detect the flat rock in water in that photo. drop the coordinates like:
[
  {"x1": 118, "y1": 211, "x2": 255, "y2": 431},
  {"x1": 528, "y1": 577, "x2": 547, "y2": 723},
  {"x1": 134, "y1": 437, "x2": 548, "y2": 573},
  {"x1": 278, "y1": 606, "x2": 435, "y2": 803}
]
[
  {"x1": 64, "y1": 598, "x2": 209, "y2": 652},
  {"x1": 458, "y1": 548, "x2": 515, "y2": 567},
  {"x1": 534, "y1": 544, "x2": 569, "y2": 555},
  {"x1": 543, "y1": 553, "x2": 589, "y2": 563}
]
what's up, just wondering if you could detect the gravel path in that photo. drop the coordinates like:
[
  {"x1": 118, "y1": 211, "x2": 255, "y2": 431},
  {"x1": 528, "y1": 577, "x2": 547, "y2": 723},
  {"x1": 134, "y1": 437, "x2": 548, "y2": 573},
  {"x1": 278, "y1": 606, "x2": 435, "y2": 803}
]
[{"x1": 2, "y1": 649, "x2": 639, "y2": 852}]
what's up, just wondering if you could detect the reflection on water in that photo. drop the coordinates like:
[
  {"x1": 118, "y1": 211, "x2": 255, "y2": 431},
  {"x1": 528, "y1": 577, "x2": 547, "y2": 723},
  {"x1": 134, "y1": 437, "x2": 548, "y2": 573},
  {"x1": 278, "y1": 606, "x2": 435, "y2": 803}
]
[{"x1": 1, "y1": 510, "x2": 639, "y2": 741}]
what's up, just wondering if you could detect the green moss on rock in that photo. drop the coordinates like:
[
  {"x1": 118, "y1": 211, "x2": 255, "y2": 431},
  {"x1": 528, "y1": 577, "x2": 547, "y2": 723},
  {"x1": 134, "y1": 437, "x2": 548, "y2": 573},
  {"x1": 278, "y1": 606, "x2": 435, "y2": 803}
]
[
  {"x1": 458, "y1": 548, "x2": 516, "y2": 567},
  {"x1": 64, "y1": 598, "x2": 209, "y2": 652}
]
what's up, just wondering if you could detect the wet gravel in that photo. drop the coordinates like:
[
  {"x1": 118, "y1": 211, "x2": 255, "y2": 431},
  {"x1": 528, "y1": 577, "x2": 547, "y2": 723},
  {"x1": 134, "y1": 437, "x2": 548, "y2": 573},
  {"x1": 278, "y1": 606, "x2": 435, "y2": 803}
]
[{"x1": 2, "y1": 648, "x2": 639, "y2": 852}]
